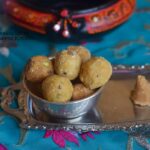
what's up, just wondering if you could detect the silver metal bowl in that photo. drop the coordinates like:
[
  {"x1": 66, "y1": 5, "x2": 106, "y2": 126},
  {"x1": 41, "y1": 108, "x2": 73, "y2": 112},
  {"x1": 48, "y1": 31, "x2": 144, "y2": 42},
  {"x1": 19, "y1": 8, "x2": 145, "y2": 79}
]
[{"x1": 23, "y1": 77, "x2": 103, "y2": 119}]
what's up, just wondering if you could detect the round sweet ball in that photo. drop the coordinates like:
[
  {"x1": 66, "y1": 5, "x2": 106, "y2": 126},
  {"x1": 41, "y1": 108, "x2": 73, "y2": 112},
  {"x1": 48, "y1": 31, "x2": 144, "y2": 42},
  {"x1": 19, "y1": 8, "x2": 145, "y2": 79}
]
[
  {"x1": 67, "y1": 46, "x2": 91, "y2": 63},
  {"x1": 72, "y1": 83, "x2": 94, "y2": 101},
  {"x1": 25, "y1": 56, "x2": 54, "y2": 82},
  {"x1": 79, "y1": 57, "x2": 112, "y2": 90},
  {"x1": 42, "y1": 75, "x2": 73, "y2": 103},
  {"x1": 54, "y1": 50, "x2": 81, "y2": 80}
]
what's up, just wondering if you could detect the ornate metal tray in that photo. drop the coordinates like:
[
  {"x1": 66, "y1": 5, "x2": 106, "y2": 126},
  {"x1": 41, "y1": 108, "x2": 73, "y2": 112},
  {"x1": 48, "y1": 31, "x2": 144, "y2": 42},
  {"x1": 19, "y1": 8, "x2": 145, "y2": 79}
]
[{"x1": 1, "y1": 65, "x2": 150, "y2": 133}]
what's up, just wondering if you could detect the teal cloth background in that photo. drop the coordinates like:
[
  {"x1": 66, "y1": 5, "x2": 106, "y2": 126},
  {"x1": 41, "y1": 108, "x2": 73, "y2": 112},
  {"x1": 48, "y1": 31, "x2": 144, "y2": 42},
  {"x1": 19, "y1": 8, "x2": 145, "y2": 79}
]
[{"x1": 1, "y1": 0, "x2": 150, "y2": 149}]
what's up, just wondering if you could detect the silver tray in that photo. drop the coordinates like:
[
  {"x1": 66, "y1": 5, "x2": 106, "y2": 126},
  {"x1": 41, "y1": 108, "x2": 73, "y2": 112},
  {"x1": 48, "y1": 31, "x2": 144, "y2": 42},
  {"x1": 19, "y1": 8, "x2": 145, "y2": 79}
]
[{"x1": 1, "y1": 65, "x2": 150, "y2": 133}]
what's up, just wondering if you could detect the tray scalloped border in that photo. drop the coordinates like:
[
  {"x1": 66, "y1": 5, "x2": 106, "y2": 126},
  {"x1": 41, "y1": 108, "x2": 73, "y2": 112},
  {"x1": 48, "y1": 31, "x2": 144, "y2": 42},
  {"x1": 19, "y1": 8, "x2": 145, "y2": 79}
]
[{"x1": 1, "y1": 64, "x2": 150, "y2": 133}]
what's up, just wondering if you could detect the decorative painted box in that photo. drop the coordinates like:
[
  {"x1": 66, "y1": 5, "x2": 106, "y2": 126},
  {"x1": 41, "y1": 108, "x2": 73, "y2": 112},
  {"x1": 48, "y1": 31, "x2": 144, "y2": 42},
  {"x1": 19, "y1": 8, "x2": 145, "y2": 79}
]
[{"x1": 4, "y1": 0, "x2": 136, "y2": 38}]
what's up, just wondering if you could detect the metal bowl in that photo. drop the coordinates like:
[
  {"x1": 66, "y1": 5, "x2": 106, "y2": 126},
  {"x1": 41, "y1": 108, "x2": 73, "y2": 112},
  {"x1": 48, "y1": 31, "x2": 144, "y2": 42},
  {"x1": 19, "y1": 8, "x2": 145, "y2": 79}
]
[{"x1": 23, "y1": 77, "x2": 103, "y2": 119}]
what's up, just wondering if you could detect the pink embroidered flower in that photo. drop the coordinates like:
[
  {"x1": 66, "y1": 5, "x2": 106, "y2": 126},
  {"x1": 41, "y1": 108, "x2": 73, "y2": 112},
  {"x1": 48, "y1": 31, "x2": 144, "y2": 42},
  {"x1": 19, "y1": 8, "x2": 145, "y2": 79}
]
[
  {"x1": 80, "y1": 131, "x2": 100, "y2": 141},
  {"x1": 44, "y1": 130, "x2": 79, "y2": 148},
  {"x1": 0, "y1": 144, "x2": 7, "y2": 150}
]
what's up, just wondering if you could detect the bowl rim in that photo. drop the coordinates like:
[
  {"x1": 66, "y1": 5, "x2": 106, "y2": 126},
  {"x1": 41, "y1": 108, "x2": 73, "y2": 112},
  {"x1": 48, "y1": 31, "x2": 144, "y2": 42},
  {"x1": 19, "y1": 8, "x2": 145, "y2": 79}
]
[
  {"x1": 19, "y1": 0, "x2": 118, "y2": 15},
  {"x1": 23, "y1": 75, "x2": 103, "y2": 105}
]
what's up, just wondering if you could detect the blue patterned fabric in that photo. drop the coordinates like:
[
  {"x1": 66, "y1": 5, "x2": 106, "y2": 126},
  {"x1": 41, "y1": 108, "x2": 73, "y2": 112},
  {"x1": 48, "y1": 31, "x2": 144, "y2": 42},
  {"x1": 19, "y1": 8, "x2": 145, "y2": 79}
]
[{"x1": 1, "y1": 0, "x2": 150, "y2": 149}]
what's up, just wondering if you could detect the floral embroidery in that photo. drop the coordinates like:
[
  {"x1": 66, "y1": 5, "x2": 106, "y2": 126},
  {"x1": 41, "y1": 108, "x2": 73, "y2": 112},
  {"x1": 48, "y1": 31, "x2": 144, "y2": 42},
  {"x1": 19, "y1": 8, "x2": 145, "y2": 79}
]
[
  {"x1": 44, "y1": 130, "x2": 79, "y2": 148},
  {"x1": 0, "y1": 144, "x2": 7, "y2": 150},
  {"x1": 80, "y1": 131, "x2": 100, "y2": 141},
  {"x1": 44, "y1": 130, "x2": 100, "y2": 148}
]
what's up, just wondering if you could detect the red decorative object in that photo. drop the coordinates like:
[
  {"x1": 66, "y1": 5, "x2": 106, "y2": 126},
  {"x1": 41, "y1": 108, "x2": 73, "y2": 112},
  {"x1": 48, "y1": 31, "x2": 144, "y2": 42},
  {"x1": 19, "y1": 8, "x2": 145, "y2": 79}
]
[
  {"x1": 52, "y1": 8, "x2": 80, "y2": 37},
  {"x1": 4, "y1": 0, "x2": 136, "y2": 38},
  {"x1": 62, "y1": 29, "x2": 70, "y2": 38},
  {"x1": 53, "y1": 23, "x2": 61, "y2": 32},
  {"x1": 60, "y1": 9, "x2": 69, "y2": 18}
]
